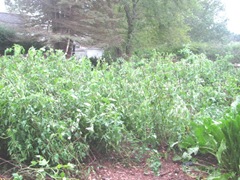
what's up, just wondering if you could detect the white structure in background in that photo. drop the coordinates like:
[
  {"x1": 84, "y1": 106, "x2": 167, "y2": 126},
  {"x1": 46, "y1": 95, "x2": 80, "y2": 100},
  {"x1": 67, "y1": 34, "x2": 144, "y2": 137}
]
[
  {"x1": 0, "y1": 12, "x2": 25, "y2": 29},
  {"x1": 74, "y1": 44, "x2": 104, "y2": 59}
]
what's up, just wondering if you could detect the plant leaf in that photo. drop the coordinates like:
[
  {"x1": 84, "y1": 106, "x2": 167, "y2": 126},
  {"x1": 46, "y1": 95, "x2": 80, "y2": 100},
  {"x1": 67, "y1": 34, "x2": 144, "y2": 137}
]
[{"x1": 216, "y1": 139, "x2": 226, "y2": 164}]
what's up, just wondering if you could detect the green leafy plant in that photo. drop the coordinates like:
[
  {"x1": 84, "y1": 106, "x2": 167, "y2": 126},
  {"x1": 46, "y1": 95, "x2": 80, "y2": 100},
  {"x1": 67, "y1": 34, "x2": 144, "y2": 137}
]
[
  {"x1": 0, "y1": 45, "x2": 239, "y2": 178},
  {"x1": 219, "y1": 110, "x2": 240, "y2": 174},
  {"x1": 12, "y1": 155, "x2": 75, "y2": 179},
  {"x1": 146, "y1": 150, "x2": 162, "y2": 176},
  {"x1": 179, "y1": 96, "x2": 240, "y2": 177}
]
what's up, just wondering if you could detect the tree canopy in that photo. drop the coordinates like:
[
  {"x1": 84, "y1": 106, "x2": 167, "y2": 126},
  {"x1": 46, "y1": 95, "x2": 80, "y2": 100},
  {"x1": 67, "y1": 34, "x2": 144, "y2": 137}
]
[
  {"x1": 5, "y1": 0, "x2": 230, "y2": 55},
  {"x1": 5, "y1": 0, "x2": 123, "y2": 52}
]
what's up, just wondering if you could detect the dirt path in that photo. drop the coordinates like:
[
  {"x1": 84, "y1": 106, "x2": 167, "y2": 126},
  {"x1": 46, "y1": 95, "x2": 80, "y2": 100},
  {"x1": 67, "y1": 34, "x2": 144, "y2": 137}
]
[
  {"x1": 88, "y1": 158, "x2": 196, "y2": 180},
  {"x1": 1, "y1": 152, "x2": 213, "y2": 179}
]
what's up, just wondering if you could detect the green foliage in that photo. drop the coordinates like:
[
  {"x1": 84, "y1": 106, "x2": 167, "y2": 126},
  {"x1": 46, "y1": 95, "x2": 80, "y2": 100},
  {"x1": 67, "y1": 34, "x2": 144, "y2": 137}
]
[
  {"x1": 0, "y1": 45, "x2": 239, "y2": 178},
  {"x1": 6, "y1": 0, "x2": 122, "y2": 50},
  {"x1": 12, "y1": 155, "x2": 75, "y2": 179},
  {"x1": 180, "y1": 97, "x2": 240, "y2": 176},
  {"x1": 187, "y1": 0, "x2": 230, "y2": 43},
  {"x1": 225, "y1": 42, "x2": 240, "y2": 63},
  {"x1": 117, "y1": 0, "x2": 230, "y2": 55},
  {"x1": 0, "y1": 25, "x2": 16, "y2": 54},
  {"x1": 131, "y1": 0, "x2": 191, "y2": 52},
  {"x1": 146, "y1": 150, "x2": 162, "y2": 176},
  {"x1": 182, "y1": 42, "x2": 240, "y2": 63},
  {"x1": 220, "y1": 109, "x2": 240, "y2": 174},
  {"x1": 7, "y1": 0, "x2": 231, "y2": 56},
  {"x1": 0, "y1": 25, "x2": 44, "y2": 55}
]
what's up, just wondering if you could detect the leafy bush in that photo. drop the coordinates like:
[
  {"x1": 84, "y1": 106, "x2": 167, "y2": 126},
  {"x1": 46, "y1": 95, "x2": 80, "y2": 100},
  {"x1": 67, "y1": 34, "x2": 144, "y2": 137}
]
[
  {"x1": 225, "y1": 42, "x2": 240, "y2": 63},
  {"x1": 182, "y1": 42, "x2": 240, "y2": 63}
]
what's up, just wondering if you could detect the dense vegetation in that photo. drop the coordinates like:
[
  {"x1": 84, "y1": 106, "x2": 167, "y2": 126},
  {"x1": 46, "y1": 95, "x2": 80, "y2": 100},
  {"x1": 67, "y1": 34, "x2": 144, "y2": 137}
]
[
  {"x1": 0, "y1": 25, "x2": 44, "y2": 55},
  {"x1": 1, "y1": 0, "x2": 239, "y2": 179},
  {"x1": 0, "y1": 45, "x2": 239, "y2": 179},
  {"x1": 0, "y1": 26, "x2": 16, "y2": 54}
]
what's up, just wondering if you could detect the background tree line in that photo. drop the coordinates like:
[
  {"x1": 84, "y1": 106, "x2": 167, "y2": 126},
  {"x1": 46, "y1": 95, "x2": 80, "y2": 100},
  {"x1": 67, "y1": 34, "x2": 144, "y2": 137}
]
[{"x1": 3, "y1": 0, "x2": 239, "y2": 59}]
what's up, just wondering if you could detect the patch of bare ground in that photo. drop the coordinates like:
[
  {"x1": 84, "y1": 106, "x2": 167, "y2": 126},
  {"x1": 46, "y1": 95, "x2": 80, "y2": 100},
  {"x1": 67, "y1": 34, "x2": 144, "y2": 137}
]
[
  {"x1": 0, "y1": 151, "x2": 218, "y2": 179},
  {"x1": 88, "y1": 156, "x2": 195, "y2": 180}
]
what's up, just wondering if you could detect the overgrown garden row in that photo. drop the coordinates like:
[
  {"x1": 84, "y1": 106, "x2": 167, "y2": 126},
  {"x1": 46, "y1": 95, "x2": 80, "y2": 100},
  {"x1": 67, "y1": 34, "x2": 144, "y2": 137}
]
[{"x1": 0, "y1": 45, "x2": 239, "y2": 179}]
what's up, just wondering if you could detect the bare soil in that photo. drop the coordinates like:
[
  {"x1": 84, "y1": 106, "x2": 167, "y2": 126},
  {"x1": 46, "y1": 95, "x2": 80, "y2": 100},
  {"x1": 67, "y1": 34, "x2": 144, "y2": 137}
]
[
  {"x1": 88, "y1": 156, "x2": 196, "y2": 180},
  {"x1": 0, "y1": 151, "x2": 217, "y2": 179}
]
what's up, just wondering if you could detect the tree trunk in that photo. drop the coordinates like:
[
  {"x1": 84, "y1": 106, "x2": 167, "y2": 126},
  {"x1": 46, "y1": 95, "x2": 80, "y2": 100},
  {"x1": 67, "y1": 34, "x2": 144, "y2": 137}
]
[
  {"x1": 124, "y1": 0, "x2": 139, "y2": 56},
  {"x1": 65, "y1": 37, "x2": 71, "y2": 56}
]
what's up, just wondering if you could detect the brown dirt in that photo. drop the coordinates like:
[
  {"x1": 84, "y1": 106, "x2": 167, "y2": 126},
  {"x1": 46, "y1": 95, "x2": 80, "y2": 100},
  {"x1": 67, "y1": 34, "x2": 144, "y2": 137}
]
[
  {"x1": 88, "y1": 157, "x2": 196, "y2": 180},
  {"x1": 0, "y1": 152, "x2": 216, "y2": 179}
]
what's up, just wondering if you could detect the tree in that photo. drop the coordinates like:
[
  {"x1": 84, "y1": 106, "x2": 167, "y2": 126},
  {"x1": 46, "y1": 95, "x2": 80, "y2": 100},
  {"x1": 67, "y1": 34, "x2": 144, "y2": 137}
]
[
  {"x1": 186, "y1": 0, "x2": 230, "y2": 43},
  {"x1": 0, "y1": 12, "x2": 44, "y2": 54},
  {"x1": 136, "y1": 0, "x2": 192, "y2": 47},
  {"x1": 6, "y1": 0, "x2": 230, "y2": 57},
  {"x1": 121, "y1": 0, "x2": 139, "y2": 56},
  {"x1": 117, "y1": 0, "x2": 195, "y2": 55},
  {"x1": 119, "y1": 0, "x2": 231, "y2": 55},
  {"x1": 5, "y1": 0, "x2": 123, "y2": 53}
]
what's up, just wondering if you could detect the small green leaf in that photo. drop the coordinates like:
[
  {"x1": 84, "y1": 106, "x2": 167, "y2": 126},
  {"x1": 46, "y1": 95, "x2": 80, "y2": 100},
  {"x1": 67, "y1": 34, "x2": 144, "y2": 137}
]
[
  {"x1": 38, "y1": 168, "x2": 45, "y2": 172},
  {"x1": 39, "y1": 159, "x2": 49, "y2": 166},
  {"x1": 12, "y1": 173, "x2": 23, "y2": 180},
  {"x1": 65, "y1": 163, "x2": 75, "y2": 170},
  {"x1": 60, "y1": 172, "x2": 65, "y2": 177},
  {"x1": 30, "y1": 160, "x2": 38, "y2": 166},
  {"x1": 84, "y1": 102, "x2": 91, "y2": 107},
  {"x1": 86, "y1": 124, "x2": 94, "y2": 132},
  {"x1": 187, "y1": 146, "x2": 199, "y2": 156},
  {"x1": 172, "y1": 155, "x2": 182, "y2": 162},
  {"x1": 216, "y1": 140, "x2": 226, "y2": 164},
  {"x1": 56, "y1": 164, "x2": 63, "y2": 169},
  {"x1": 182, "y1": 152, "x2": 192, "y2": 160}
]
